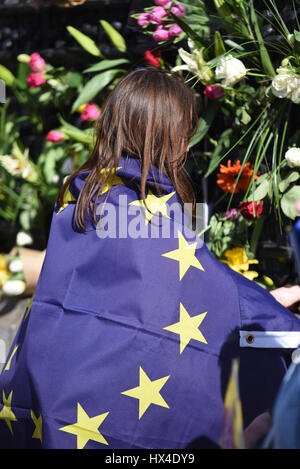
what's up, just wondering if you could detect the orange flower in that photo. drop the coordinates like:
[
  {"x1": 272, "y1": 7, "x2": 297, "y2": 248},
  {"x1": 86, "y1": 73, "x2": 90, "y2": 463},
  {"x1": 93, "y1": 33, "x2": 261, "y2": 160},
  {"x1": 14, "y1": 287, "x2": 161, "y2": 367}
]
[{"x1": 217, "y1": 160, "x2": 258, "y2": 194}]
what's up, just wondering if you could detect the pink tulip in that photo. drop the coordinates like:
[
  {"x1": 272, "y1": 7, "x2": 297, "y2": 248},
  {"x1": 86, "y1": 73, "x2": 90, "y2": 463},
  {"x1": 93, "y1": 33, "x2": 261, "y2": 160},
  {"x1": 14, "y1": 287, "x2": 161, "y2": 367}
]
[
  {"x1": 204, "y1": 84, "x2": 224, "y2": 100},
  {"x1": 27, "y1": 73, "x2": 46, "y2": 88},
  {"x1": 80, "y1": 103, "x2": 101, "y2": 121},
  {"x1": 150, "y1": 6, "x2": 168, "y2": 24},
  {"x1": 137, "y1": 13, "x2": 150, "y2": 27},
  {"x1": 46, "y1": 131, "x2": 65, "y2": 143},
  {"x1": 168, "y1": 24, "x2": 183, "y2": 37},
  {"x1": 155, "y1": 0, "x2": 172, "y2": 6},
  {"x1": 29, "y1": 53, "x2": 46, "y2": 73},
  {"x1": 170, "y1": 3, "x2": 185, "y2": 18},
  {"x1": 153, "y1": 26, "x2": 170, "y2": 42}
]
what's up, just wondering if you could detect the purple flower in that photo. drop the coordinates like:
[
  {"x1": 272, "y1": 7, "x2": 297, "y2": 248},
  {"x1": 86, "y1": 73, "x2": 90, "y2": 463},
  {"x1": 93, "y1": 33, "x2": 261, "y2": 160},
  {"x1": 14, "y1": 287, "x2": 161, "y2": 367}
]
[
  {"x1": 168, "y1": 24, "x2": 182, "y2": 37},
  {"x1": 153, "y1": 26, "x2": 170, "y2": 42},
  {"x1": 137, "y1": 13, "x2": 150, "y2": 27},
  {"x1": 204, "y1": 84, "x2": 224, "y2": 100},
  {"x1": 150, "y1": 6, "x2": 168, "y2": 24},
  {"x1": 170, "y1": 3, "x2": 185, "y2": 18},
  {"x1": 223, "y1": 208, "x2": 240, "y2": 221},
  {"x1": 155, "y1": 0, "x2": 172, "y2": 6}
]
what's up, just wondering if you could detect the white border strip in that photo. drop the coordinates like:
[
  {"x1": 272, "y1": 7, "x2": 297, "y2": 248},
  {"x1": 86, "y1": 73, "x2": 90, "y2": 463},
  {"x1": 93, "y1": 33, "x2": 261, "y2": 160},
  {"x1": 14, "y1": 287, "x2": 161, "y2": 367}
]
[{"x1": 240, "y1": 330, "x2": 300, "y2": 348}]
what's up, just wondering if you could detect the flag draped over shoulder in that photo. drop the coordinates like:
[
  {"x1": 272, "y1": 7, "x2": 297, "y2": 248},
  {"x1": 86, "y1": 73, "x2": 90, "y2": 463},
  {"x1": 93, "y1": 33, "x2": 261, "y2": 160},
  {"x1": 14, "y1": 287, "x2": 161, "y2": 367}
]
[{"x1": 1, "y1": 155, "x2": 300, "y2": 449}]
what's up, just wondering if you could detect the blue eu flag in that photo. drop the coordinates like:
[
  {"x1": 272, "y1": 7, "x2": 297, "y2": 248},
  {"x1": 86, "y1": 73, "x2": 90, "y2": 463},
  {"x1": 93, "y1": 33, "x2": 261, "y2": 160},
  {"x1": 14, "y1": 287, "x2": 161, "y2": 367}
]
[{"x1": 1, "y1": 156, "x2": 300, "y2": 449}]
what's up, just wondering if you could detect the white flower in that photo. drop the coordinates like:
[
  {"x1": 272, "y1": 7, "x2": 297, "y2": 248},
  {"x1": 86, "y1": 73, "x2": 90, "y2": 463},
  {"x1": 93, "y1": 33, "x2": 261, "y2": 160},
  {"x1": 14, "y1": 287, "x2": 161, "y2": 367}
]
[
  {"x1": 52, "y1": 174, "x2": 60, "y2": 184},
  {"x1": 285, "y1": 147, "x2": 300, "y2": 168},
  {"x1": 215, "y1": 54, "x2": 247, "y2": 86},
  {"x1": 16, "y1": 231, "x2": 33, "y2": 247},
  {"x1": 0, "y1": 144, "x2": 38, "y2": 183},
  {"x1": 172, "y1": 39, "x2": 214, "y2": 85},
  {"x1": 272, "y1": 67, "x2": 300, "y2": 103},
  {"x1": 2, "y1": 279, "x2": 26, "y2": 296},
  {"x1": 291, "y1": 84, "x2": 300, "y2": 104},
  {"x1": 8, "y1": 259, "x2": 23, "y2": 273}
]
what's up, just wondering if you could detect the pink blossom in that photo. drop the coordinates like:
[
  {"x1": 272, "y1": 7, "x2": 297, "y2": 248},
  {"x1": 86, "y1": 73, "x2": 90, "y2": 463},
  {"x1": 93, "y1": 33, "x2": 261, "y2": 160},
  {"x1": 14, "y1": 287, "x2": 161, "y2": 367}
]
[
  {"x1": 223, "y1": 208, "x2": 239, "y2": 221},
  {"x1": 80, "y1": 102, "x2": 101, "y2": 121},
  {"x1": 29, "y1": 52, "x2": 46, "y2": 73},
  {"x1": 137, "y1": 13, "x2": 150, "y2": 27},
  {"x1": 46, "y1": 131, "x2": 65, "y2": 143},
  {"x1": 153, "y1": 26, "x2": 170, "y2": 42},
  {"x1": 168, "y1": 24, "x2": 182, "y2": 37},
  {"x1": 155, "y1": 0, "x2": 172, "y2": 6},
  {"x1": 27, "y1": 73, "x2": 46, "y2": 88},
  {"x1": 150, "y1": 6, "x2": 168, "y2": 24},
  {"x1": 204, "y1": 84, "x2": 224, "y2": 100},
  {"x1": 170, "y1": 3, "x2": 185, "y2": 18}
]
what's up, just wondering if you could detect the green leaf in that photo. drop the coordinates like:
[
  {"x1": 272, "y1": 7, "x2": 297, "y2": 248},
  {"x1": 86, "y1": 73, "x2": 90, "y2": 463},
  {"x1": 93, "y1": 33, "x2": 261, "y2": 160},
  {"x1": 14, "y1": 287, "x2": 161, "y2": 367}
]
[
  {"x1": 38, "y1": 91, "x2": 52, "y2": 104},
  {"x1": 189, "y1": 101, "x2": 220, "y2": 148},
  {"x1": 294, "y1": 29, "x2": 300, "y2": 42},
  {"x1": 58, "y1": 115, "x2": 93, "y2": 145},
  {"x1": 84, "y1": 58, "x2": 130, "y2": 74},
  {"x1": 214, "y1": 31, "x2": 226, "y2": 56},
  {"x1": 278, "y1": 171, "x2": 300, "y2": 193},
  {"x1": 71, "y1": 69, "x2": 124, "y2": 112},
  {"x1": 205, "y1": 128, "x2": 233, "y2": 177},
  {"x1": 249, "y1": 0, "x2": 275, "y2": 77},
  {"x1": 99, "y1": 20, "x2": 127, "y2": 53},
  {"x1": 64, "y1": 72, "x2": 83, "y2": 88},
  {"x1": 63, "y1": 128, "x2": 93, "y2": 145},
  {"x1": 248, "y1": 175, "x2": 271, "y2": 201},
  {"x1": 67, "y1": 26, "x2": 103, "y2": 58},
  {"x1": 280, "y1": 185, "x2": 300, "y2": 219}
]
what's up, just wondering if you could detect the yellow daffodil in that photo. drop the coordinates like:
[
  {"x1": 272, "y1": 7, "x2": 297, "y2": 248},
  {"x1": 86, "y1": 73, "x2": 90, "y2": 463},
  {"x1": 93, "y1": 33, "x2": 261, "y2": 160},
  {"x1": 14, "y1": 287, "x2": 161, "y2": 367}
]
[{"x1": 222, "y1": 247, "x2": 259, "y2": 280}]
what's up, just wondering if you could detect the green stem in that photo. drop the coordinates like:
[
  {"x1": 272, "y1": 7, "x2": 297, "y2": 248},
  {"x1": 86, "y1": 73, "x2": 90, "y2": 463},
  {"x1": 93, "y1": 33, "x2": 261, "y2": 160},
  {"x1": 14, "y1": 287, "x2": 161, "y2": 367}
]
[{"x1": 250, "y1": 215, "x2": 265, "y2": 255}]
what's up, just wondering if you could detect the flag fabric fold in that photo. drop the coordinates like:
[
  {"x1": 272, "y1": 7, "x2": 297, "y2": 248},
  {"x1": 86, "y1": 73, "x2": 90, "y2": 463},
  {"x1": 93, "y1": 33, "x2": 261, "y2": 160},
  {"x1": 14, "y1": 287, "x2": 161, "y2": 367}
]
[{"x1": 0, "y1": 155, "x2": 300, "y2": 449}]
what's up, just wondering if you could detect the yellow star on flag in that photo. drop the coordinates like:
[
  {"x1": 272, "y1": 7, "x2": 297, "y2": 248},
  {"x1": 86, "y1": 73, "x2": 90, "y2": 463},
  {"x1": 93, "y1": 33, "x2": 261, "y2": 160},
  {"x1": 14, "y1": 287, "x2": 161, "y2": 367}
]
[
  {"x1": 164, "y1": 303, "x2": 207, "y2": 354},
  {"x1": 24, "y1": 293, "x2": 34, "y2": 321},
  {"x1": 59, "y1": 403, "x2": 109, "y2": 449},
  {"x1": 0, "y1": 390, "x2": 17, "y2": 435},
  {"x1": 121, "y1": 367, "x2": 170, "y2": 419},
  {"x1": 31, "y1": 410, "x2": 42, "y2": 443},
  {"x1": 162, "y1": 230, "x2": 205, "y2": 280},
  {"x1": 99, "y1": 167, "x2": 124, "y2": 196},
  {"x1": 57, "y1": 176, "x2": 76, "y2": 214},
  {"x1": 4, "y1": 345, "x2": 19, "y2": 372},
  {"x1": 57, "y1": 169, "x2": 124, "y2": 214},
  {"x1": 129, "y1": 189, "x2": 175, "y2": 224}
]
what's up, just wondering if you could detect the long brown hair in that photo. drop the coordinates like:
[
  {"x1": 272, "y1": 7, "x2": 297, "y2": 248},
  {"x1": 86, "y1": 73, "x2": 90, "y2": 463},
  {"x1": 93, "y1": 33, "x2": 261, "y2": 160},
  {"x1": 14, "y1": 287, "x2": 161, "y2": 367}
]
[{"x1": 57, "y1": 67, "x2": 198, "y2": 230}]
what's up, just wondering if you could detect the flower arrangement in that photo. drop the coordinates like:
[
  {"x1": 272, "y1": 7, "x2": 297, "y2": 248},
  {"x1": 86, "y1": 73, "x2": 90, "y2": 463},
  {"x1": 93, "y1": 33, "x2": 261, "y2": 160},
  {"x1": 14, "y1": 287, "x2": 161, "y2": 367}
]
[{"x1": 133, "y1": 0, "x2": 300, "y2": 287}]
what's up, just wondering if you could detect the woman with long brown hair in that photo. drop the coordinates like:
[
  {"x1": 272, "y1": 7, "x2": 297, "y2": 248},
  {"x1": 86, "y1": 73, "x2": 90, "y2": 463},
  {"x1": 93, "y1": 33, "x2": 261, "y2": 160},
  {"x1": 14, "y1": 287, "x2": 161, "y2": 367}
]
[{"x1": 0, "y1": 67, "x2": 300, "y2": 449}]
